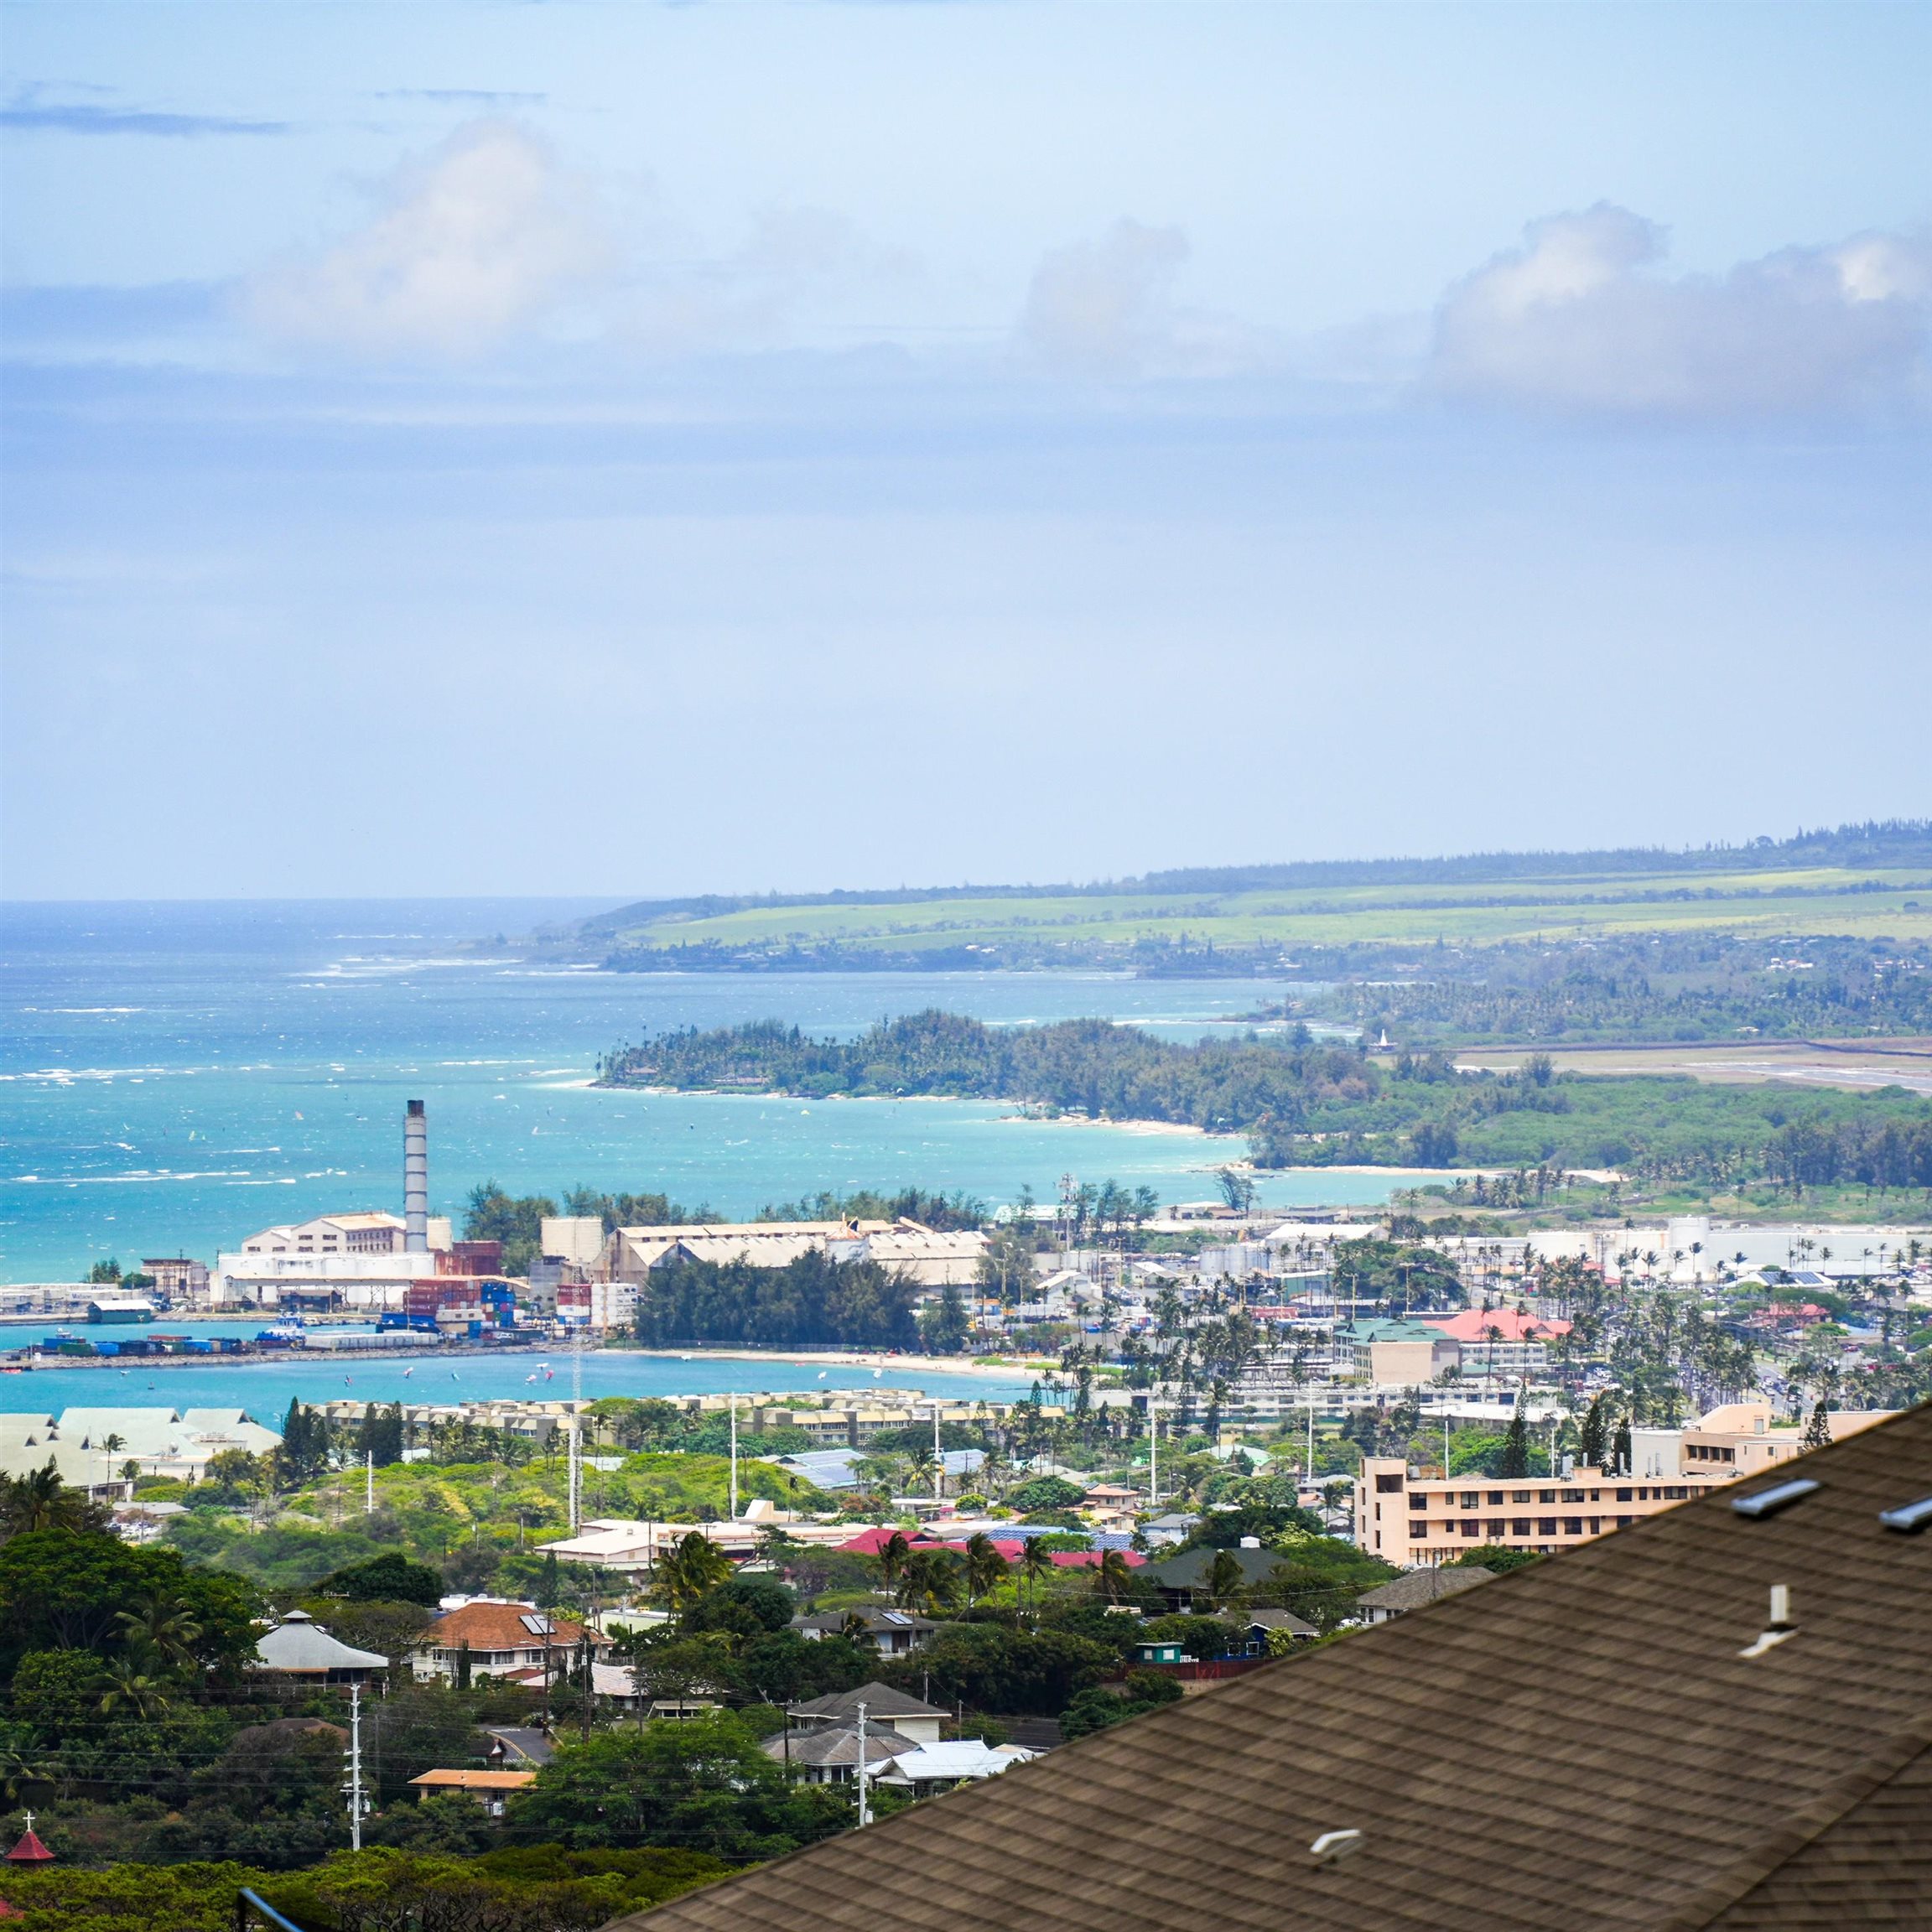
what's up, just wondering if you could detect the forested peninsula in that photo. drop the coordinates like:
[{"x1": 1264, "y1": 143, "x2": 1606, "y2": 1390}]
[{"x1": 600, "y1": 1012, "x2": 1932, "y2": 1197}]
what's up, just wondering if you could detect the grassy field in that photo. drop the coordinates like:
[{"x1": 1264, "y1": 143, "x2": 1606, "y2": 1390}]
[{"x1": 564, "y1": 863, "x2": 1932, "y2": 959}]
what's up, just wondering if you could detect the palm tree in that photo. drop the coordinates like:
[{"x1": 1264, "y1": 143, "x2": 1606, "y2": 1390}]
[
  {"x1": 962, "y1": 1532, "x2": 1007, "y2": 1607},
  {"x1": 1206, "y1": 1547, "x2": 1246, "y2": 1613},
  {"x1": 116, "y1": 1592, "x2": 203, "y2": 1675},
  {"x1": 0, "y1": 1460, "x2": 101, "y2": 1536},
  {"x1": 875, "y1": 1530, "x2": 911, "y2": 1597},
  {"x1": 1092, "y1": 1549, "x2": 1134, "y2": 1605},
  {"x1": 1020, "y1": 1535, "x2": 1053, "y2": 1613},
  {"x1": 0, "y1": 1742, "x2": 47, "y2": 1808},
  {"x1": 95, "y1": 1656, "x2": 173, "y2": 1721},
  {"x1": 896, "y1": 1550, "x2": 961, "y2": 1616},
  {"x1": 652, "y1": 1530, "x2": 734, "y2": 1613}
]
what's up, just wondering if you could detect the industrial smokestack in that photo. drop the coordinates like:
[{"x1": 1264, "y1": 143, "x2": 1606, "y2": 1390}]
[{"x1": 404, "y1": 1099, "x2": 428, "y2": 1252}]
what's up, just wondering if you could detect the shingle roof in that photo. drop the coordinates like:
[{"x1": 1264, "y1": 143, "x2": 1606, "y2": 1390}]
[
  {"x1": 786, "y1": 1683, "x2": 948, "y2": 1722},
  {"x1": 1354, "y1": 1565, "x2": 1497, "y2": 1611},
  {"x1": 604, "y1": 1404, "x2": 1932, "y2": 1932},
  {"x1": 763, "y1": 1724, "x2": 903, "y2": 1771},
  {"x1": 1138, "y1": 1544, "x2": 1285, "y2": 1589},
  {"x1": 1246, "y1": 1607, "x2": 1318, "y2": 1637}
]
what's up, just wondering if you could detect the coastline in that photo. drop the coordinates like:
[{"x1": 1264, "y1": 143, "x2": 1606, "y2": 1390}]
[{"x1": 610, "y1": 1345, "x2": 1053, "y2": 1383}]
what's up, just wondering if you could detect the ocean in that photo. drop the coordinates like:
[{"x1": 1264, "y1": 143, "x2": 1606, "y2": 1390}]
[{"x1": 0, "y1": 898, "x2": 1402, "y2": 1294}]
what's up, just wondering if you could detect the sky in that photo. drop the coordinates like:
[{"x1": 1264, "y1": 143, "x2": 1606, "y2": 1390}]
[{"x1": 2, "y1": 3, "x2": 1928, "y2": 901}]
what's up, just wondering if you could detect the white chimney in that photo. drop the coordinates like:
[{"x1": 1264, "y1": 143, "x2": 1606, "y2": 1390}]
[{"x1": 404, "y1": 1099, "x2": 428, "y2": 1252}]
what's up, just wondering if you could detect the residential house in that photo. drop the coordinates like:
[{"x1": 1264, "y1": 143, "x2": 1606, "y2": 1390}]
[
  {"x1": 410, "y1": 1601, "x2": 606, "y2": 1684},
  {"x1": 604, "y1": 1407, "x2": 1932, "y2": 1932},
  {"x1": 785, "y1": 1684, "x2": 948, "y2": 1746},
  {"x1": 791, "y1": 1608, "x2": 939, "y2": 1657},
  {"x1": 762, "y1": 1722, "x2": 904, "y2": 1786},
  {"x1": 1139, "y1": 1545, "x2": 1286, "y2": 1613},
  {"x1": 874, "y1": 1740, "x2": 1037, "y2": 1797},
  {"x1": 408, "y1": 1769, "x2": 535, "y2": 1816},
  {"x1": 251, "y1": 1610, "x2": 389, "y2": 1685},
  {"x1": 1354, "y1": 1566, "x2": 1496, "y2": 1624}
]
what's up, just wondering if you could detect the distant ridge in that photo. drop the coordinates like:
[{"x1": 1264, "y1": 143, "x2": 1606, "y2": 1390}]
[{"x1": 569, "y1": 819, "x2": 1932, "y2": 937}]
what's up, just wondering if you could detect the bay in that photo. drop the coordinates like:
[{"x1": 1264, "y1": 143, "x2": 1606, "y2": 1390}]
[
  {"x1": 0, "y1": 1338, "x2": 1033, "y2": 1425},
  {"x1": 0, "y1": 898, "x2": 1400, "y2": 1286}
]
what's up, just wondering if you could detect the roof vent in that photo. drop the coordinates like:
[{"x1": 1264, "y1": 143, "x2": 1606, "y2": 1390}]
[
  {"x1": 1879, "y1": 1493, "x2": 1932, "y2": 1535},
  {"x1": 1738, "y1": 1584, "x2": 1796, "y2": 1659},
  {"x1": 1310, "y1": 1830, "x2": 1363, "y2": 1865},
  {"x1": 1732, "y1": 1478, "x2": 1820, "y2": 1519}
]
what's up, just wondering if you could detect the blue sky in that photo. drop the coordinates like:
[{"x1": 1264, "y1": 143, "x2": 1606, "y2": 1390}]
[{"x1": 3, "y1": 3, "x2": 1928, "y2": 899}]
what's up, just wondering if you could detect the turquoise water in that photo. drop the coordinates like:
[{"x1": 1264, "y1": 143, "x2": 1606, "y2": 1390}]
[
  {"x1": 0, "y1": 899, "x2": 1399, "y2": 1285},
  {"x1": 0, "y1": 1343, "x2": 1031, "y2": 1420}
]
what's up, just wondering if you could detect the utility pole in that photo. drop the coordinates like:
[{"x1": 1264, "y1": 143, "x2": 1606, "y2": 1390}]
[
  {"x1": 1147, "y1": 1397, "x2": 1161, "y2": 1509},
  {"x1": 854, "y1": 1700, "x2": 871, "y2": 1827},
  {"x1": 932, "y1": 1402, "x2": 943, "y2": 1504},
  {"x1": 365, "y1": 1451, "x2": 374, "y2": 1516},
  {"x1": 730, "y1": 1391, "x2": 739, "y2": 1521},
  {"x1": 345, "y1": 1683, "x2": 366, "y2": 1850},
  {"x1": 569, "y1": 1324, "x2": 584, "y2": 1533}
]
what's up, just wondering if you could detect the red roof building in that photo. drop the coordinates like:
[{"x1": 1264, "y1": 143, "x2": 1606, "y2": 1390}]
[
  {"x1": 3, "y1": 1821, "x2": 52, "y2": 1865},
  {"x1": 412, "y1": 1601, "x2": 606, "y2": 1683},
  {"x1": 1420, "y1": 1307, "x2": 1571, "y2": 1345}
]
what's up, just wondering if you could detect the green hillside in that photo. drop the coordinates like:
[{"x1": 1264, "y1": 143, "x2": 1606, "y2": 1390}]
[{"x1": 545, "y1": 823, "x2": 1932, "y2": 972}]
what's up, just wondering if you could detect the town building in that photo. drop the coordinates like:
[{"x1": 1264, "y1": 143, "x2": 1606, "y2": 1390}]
[
  {"x1": 0, "y1": 1405, "x2": 281, "y2": 1489},
  {"x1": 1354, "y1": 1456, "x2": 1727, "y2": 1566},
  {"x1": 239, "y1": 1212, "x2": 447, "y2": 1257},
  {"x1": 605, "y1": 1218, "x2": 988, "y2": 1289},
  {"x1": 532, "y1": 1517, "x2": 766, "y2": 1581},
  {"x1": 409, "y1": 1600, "x2": 607, "y2": 1683},
  {"x1": 1356, "y1": 1400, "x2": 1905, "y2": 1568},
  {"x1": 142, "y1": 1257, "x2": 210, "y2": 1300},
  {"x1": 1415, "y1": 1305, "x2": 1571, "y2": 1377},
  {"x1": 605, "y1": 1408, "x2": 1932, "y2": 1932}
]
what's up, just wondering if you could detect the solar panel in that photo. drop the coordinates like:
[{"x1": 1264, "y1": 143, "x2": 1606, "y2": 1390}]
[{"x1": 520, "y1": 1614, "x2": 555, "y2": 1635}]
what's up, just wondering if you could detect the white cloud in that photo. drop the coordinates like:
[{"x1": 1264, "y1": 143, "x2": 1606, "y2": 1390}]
[
  {"x1": 1019, "y1": 219, "x2": 1190, "y2": 377},
  {"x1": 247, "y1": 121, "x2": 914, "y2": 361},
  {"x1": 1427, "y1": 204, "x2": 1932, "y2": 415},
  {"x1": 247, "y1": 121, "x2": 612, "y2": 356}
]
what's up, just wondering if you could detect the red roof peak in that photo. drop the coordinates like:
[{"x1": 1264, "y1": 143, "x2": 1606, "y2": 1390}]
[{"x1": 4, "y1": 1824, "x2": 52, "y2": 1864}]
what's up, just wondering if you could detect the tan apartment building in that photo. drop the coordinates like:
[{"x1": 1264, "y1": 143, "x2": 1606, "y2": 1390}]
[
  {"x1": 1355, "y1": 1397, "x2": 1899, "y2": 1566},
  {"x1": 1355, "y1": 1459, "x2": 1730, "y2": 1565},
  {"x1": 1665, "y1": 1398, "x2": 1891, "y2": 1479}
]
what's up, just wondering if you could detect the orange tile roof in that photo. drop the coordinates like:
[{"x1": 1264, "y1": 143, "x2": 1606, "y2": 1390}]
[
  {"x1": 420, "y1": 1602, "x2": 601, "y2": 1653},
  {"x1": 408, "y1": 1768, "x2": 537, "y2": 1791}
]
